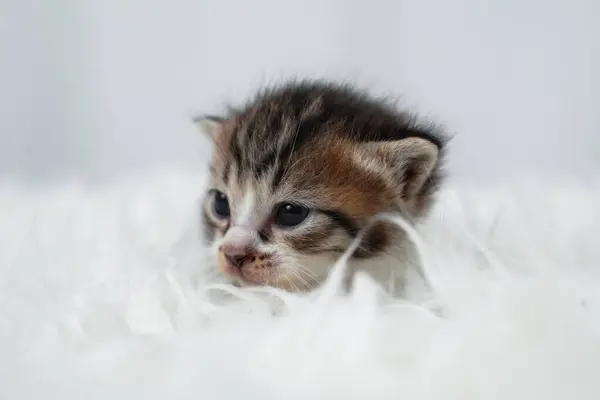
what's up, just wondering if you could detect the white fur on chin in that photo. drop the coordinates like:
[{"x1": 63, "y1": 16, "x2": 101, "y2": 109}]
[{"x1": 1, "y1": 167, "x2": 600, "y2": 399}]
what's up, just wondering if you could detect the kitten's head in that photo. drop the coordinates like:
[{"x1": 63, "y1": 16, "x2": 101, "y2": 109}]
[{"x1": 196, "y1": 80, "x2": 447, "y2": 291}]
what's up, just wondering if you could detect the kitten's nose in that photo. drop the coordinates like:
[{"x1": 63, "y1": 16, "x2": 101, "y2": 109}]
[
  {"x1": 219, "y1": 226, "x2": 258, "y2": 268},
  {"x1": 220, "y1": 244, "x2": 253, "y2": 268}
]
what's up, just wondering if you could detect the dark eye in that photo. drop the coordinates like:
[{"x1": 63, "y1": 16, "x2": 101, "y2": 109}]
[
  {"x1": 275, "y1": 203, "x2": 310, "y2": 227},
  {"x1": 212, "y1": 190, "x2": 230, "y2": 218}
]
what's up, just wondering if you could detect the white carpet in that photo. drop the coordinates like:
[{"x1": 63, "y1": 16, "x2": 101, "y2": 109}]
[{"x1": 2, "y1": 167, "x2": 600, "y2": 399}]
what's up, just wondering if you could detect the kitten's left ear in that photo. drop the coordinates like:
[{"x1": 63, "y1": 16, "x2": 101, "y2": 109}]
[
  {"x1": 192, "y1": 115, "x2": 224, "y2": 141},
  {"x1": 366, "y1": 136, "x2": 441, "y2": 199}
]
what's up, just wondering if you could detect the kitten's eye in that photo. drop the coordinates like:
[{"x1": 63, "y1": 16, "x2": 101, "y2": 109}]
[
  {"x1": 212, "y1": 191, "x2": 230, "y2": 218},
  {"x1": 275, "y1": 203, "x2": 309, "y2": 227}
]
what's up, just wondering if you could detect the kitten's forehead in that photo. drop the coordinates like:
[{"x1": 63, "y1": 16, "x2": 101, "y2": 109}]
[
  {"x1": 207, "y1": 80, "x2": 445, "y2": 219},
  {"x1": 213, "y1": 134, "x2": 395, "y2": 224}
]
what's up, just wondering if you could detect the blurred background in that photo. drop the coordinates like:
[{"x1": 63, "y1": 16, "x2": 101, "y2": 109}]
[{"x1": 1, "y1": 0, "x2": 598, "y2": 185}]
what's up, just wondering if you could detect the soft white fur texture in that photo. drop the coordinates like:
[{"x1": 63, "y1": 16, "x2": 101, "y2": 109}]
[{"x1": 1, "y1": 167, "x2": 600, "y2": 399}]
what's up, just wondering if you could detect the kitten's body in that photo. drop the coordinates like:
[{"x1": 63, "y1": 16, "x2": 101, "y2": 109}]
[{"x1": 197, "y1": 80, "x2": 447, "y2": 292}]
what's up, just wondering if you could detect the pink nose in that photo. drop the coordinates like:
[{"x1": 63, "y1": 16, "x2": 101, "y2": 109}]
[{"x1": 219, "y1": 243, "x2": 255, "y2": 268}]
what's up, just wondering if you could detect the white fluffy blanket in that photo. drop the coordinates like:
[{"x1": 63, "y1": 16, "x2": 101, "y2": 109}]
[{"x1": 2, "y1": 167, "x2": 600, "y2": 399}]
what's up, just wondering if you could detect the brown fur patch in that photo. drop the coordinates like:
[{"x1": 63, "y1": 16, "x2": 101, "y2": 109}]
[{"x1": 290, "y1": 137, "x2": 395, "y2": 220}]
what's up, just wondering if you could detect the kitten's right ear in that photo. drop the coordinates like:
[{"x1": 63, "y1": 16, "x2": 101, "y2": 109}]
[{"x1": 192, "y1": 115, "x2": 224, "y2": 142}]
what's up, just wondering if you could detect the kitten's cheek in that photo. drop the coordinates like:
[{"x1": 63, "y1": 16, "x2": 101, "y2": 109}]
[{"x1": 216, "y1": 251, "x2": 227, "y2": 274}]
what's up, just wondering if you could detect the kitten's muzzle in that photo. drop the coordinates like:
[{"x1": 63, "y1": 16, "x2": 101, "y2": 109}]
[
  {"x1": 217, "y1": 226, "x2": 275, "y2": 282},
  {"x1": 218, "y1": 242, "x2": 274, "y2": 283},
  {"x1": 221, "y1": 245, "x2": 252, "y2": 268},
  {"x1": 219, "y1": 242, "x2": 267, "y2": 269}
]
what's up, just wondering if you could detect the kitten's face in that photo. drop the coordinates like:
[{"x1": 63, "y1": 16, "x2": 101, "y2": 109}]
[{"x1": 197, "y1": 81, "x2": 445, "y2": 291}]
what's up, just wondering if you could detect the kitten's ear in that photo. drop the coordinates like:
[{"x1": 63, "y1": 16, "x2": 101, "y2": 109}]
[
  {"x1": 366, "y1": 136, "x2": 441, "y2": 199},
  {"x1": 192, "y1": 115, "x2": 224, "y2": 142}
]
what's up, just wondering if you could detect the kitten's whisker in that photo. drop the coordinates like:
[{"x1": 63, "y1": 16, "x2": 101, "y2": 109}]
[
  {"x1": 278, "y1": 258, "x2": 317, "y2": 290},
  {"x1": 297, "y1": 272, "x2": 316, "y2": 291},
  {"x1": 287, "y1": 269, "x2": 313, "y2": 291},
  {"x1": 292, "y1": 263, "x2": 321, "y2": 283},
  {"x1": 281, "y1": 257, "x2": 318, "y2": 277},
  {"x1": 284, "y1": 260, "x2": 321, "y2": 287},
  {"x1": 284, "y1": 274, "x2": 300, "y2": 292},
  {"x1": 286, "y1": 263, "x2": 313, "y2": 282}
]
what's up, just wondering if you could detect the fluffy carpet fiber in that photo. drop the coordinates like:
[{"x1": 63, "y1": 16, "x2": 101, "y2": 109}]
[{"x1": 1, "y1": 167, "x2": 600, "y2": 399}]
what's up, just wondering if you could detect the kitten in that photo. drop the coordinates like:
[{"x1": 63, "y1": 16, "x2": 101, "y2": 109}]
[{"x1": 195, "y1": 79, "x2": 447, "y2": 292}]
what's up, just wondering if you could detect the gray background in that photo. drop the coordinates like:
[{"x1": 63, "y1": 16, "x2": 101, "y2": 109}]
[{"x1": 1, "y1": 0, "x2": 598, "y2": 184}]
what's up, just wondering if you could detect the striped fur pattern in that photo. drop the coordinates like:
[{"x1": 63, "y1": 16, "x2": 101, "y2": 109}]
[{"x1": 196, "y1": 80, "x2": 448, "y2": 292}]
